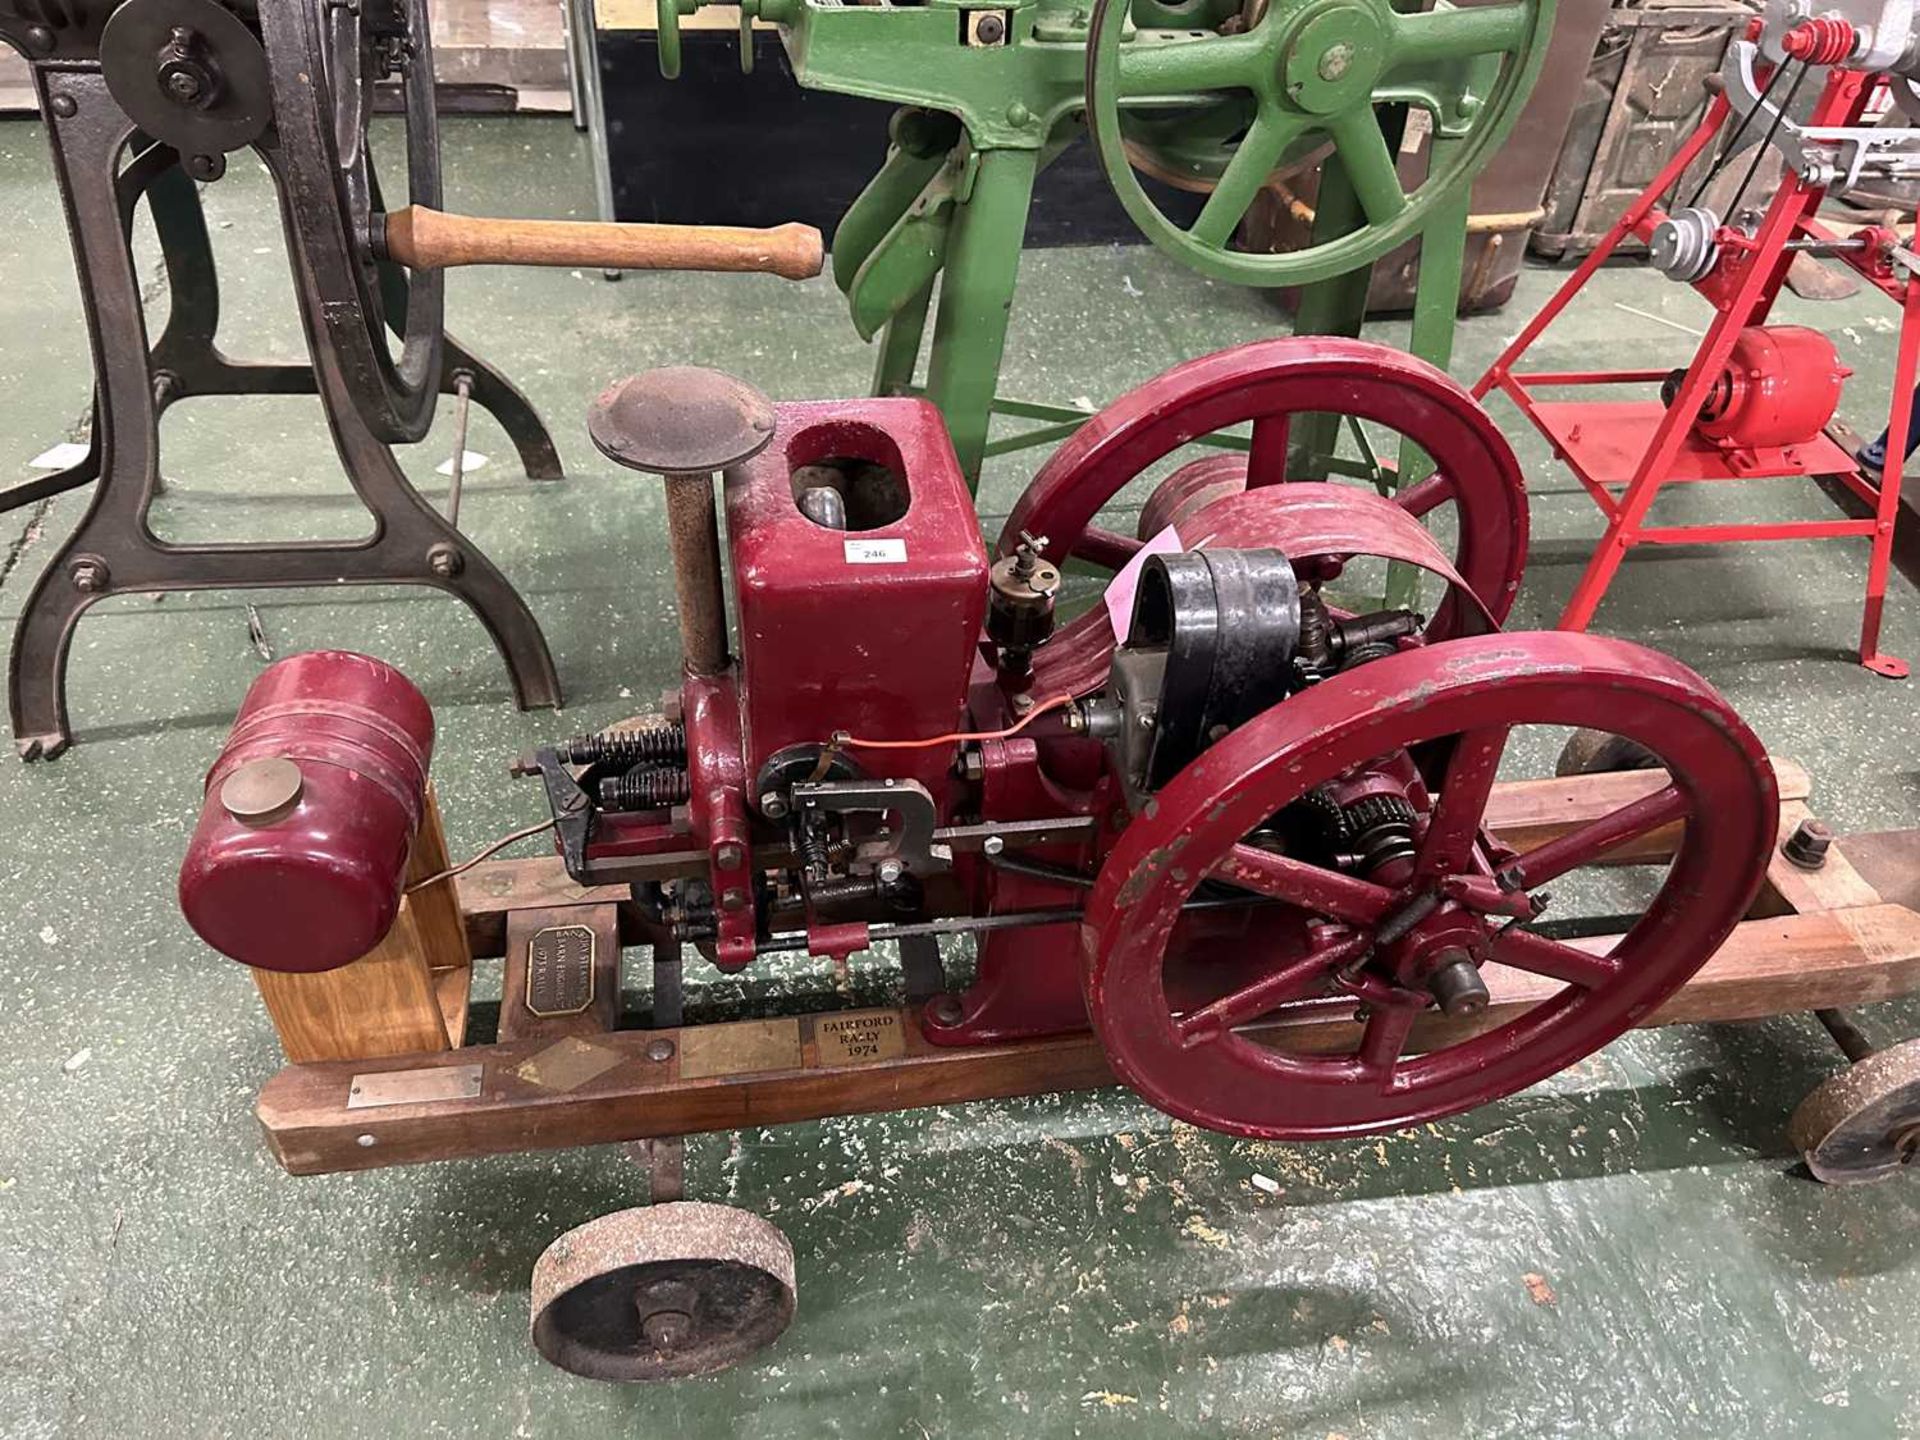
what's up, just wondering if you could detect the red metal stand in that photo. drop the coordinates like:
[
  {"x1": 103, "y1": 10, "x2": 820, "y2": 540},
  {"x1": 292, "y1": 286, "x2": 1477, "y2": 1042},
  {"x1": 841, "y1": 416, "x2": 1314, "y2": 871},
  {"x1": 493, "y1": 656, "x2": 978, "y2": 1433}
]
[{"x1": 1475, "y1": 66, "x2": 1912, "y2": 678}]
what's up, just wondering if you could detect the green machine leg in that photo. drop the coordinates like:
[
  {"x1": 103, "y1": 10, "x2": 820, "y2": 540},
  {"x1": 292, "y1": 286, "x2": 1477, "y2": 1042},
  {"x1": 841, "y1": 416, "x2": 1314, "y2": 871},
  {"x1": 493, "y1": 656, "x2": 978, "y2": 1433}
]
[
  {"x1": 922, "y1": 146, "x2": 1043, "y2": 485},
  {"x1": 872, "y1": 277, "x2": 935, "y2": 398}
]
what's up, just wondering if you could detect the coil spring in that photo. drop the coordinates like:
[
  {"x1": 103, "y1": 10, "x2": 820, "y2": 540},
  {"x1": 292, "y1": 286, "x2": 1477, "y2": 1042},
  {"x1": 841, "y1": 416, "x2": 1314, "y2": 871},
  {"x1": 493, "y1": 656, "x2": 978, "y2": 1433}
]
[
  {"x1": 560, "y1": 722, "x2": 687, "y2": 768},
  {"x1": 598, "y1": 767, "x2": 691, "y2": 811},
  {"x1": 1782, "y1": 17, "x2": 1855, "y2": 64},
  {"x1": 798, "y1": 819, "x2": 833, "y2": 881}
]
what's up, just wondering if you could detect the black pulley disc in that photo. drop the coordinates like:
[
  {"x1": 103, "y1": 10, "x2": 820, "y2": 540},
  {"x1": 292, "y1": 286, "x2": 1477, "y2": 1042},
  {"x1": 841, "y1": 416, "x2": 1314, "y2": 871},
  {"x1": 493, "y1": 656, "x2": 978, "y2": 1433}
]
[{"x1": 101, "y1": 0, "x2": 271, "y2": 159}]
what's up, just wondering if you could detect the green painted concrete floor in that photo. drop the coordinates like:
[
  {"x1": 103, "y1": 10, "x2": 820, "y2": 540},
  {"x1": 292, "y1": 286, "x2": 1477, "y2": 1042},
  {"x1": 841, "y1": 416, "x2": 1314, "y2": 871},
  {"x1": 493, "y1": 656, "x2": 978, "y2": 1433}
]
[{"x1": 3, "y1": 115, "x2": 1919, "y2": 1439}]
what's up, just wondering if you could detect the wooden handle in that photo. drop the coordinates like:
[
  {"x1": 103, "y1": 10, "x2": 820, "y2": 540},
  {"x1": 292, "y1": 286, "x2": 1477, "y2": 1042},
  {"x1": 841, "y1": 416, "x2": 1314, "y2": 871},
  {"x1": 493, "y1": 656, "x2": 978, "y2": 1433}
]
[{"x1": 381, "y1": 206, "x2": 825, "y2": 281}]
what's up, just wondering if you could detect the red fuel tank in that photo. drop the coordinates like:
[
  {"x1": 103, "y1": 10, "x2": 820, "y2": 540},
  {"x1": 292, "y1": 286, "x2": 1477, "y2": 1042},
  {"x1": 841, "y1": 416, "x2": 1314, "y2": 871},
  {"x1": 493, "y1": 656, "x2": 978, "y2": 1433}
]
[{"x1": 179, "y1": 652, "x2": 435, "y2": 973}]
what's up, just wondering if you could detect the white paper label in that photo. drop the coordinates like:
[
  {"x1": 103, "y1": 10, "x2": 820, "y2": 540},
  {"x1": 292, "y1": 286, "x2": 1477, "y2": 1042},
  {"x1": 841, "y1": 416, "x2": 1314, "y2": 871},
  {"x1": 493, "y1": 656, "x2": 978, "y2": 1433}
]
[
  {"x1": 28, "y1": 441, "x2": 90, "y2": 470},
  {"x1": 844, "y1": 538, "x2": 908, "y2": 565},
  {"x1": 435, "y1": 450, "x2": 489, "y2": 477}
]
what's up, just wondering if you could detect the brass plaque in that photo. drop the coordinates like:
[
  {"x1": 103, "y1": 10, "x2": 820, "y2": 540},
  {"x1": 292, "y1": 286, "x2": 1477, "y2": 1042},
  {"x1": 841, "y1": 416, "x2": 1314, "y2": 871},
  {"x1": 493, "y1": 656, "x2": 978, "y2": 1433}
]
[
  {"x1": 680, "y1": 1018, "x2": 804, "y2": 1080},
  {"x1": 514, "y1": 1037, "x2": 625, "y2": 1093},
  {"x1": 346, "y1": 1063, "x2": 483, "y2": 1110},
  {"x1": 812, "y1": 1011, "x2": 906, "y2": 1066},
  {"x1": 526, "y1": 924, "x2": 597, "y2": 1017}
]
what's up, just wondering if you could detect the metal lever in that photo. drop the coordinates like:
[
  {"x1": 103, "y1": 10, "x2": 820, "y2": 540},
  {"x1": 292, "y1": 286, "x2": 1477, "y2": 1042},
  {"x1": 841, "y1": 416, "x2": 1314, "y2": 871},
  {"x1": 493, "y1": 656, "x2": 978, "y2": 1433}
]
[{"x1": 378, "y1": 206, "x2": 825, "y2": 281}]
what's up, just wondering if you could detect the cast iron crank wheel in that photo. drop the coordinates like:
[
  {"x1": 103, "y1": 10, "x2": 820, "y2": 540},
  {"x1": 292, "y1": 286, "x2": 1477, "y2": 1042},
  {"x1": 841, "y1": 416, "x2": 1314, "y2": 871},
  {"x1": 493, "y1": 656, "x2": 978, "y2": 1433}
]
[
  {"x1": 1084, "y1": 0, "x2": 1552, "y2": 286},
  {"x1": 1081, "y1": 631, "x2": 1778, "y2": 1140},
  {"x1": 257, "y1": 0, "x2": 445, "y2": 444},
  {"x1": 999, "y1": 336, "x2": 1529, "y2": 626}
]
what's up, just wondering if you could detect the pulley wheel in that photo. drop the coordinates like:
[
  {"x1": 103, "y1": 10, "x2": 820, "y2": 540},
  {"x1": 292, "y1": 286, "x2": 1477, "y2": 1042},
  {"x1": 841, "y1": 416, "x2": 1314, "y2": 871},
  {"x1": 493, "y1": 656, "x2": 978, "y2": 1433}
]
[
  {"x1": 100, "y1": 0, "x2": 271, "y2": 166},
  {"x1": 1084, "y1": 0, "x2": 1551, "y2": 286},
  {"x1": 531, "y1": 1202, "x2": 796, "y2": 1381},
  {"x1": 1001, "y1": 336, "x2": 1529, "y2": 628},
  {"x1": 1787, "y1": 1041, "x2": 1920, "y2": 1185},
  {"x1": 1081, "y1": 630, "x2": 1777, "y2": 1140}
]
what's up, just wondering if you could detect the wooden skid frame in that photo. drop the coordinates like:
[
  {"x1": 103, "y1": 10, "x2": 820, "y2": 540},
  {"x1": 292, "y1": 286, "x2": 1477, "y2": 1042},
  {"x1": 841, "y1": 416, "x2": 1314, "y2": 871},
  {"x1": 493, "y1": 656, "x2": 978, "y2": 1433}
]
[{"x1": 254, "y1": 759, "x2": 1920, "y2": 1175}]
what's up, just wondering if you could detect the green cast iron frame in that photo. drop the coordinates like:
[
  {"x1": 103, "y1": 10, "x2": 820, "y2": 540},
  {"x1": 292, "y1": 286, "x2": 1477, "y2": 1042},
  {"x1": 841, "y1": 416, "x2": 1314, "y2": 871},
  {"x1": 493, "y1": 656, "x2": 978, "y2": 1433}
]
[{"x1": 656, "y1": 0, "x2": 1553, "y2": 605}]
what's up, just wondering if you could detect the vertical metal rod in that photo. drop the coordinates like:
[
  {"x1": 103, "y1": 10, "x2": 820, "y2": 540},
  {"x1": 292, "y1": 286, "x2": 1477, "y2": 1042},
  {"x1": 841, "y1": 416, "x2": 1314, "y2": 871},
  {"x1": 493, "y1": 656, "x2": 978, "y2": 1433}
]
[
  {"x1": 444, "y1": 371, "x2": 473, "y2": 529},
  {"x1": 664, "y1": 473, "x2": 729, "y2": 674},
  {"x1": 1816, "y1": 1008, "x2": 1876, "y2": 1064},
  {"x1": 563, "y1": 0, "x2": 591, "y2": 130},
  {"x1": 577, "y1": 0, "x2": 623, "y2": 281}
]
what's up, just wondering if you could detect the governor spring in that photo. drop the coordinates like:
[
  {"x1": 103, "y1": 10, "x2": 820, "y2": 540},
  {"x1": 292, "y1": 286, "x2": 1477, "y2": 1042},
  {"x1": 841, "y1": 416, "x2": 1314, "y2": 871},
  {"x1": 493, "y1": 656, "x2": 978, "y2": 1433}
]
[
  {"x1": 559, "y1": 722, "x2": 687, "y2": 768},
  {"x1": 598, "y1": 767, "x2": 692, "y2": 811}
]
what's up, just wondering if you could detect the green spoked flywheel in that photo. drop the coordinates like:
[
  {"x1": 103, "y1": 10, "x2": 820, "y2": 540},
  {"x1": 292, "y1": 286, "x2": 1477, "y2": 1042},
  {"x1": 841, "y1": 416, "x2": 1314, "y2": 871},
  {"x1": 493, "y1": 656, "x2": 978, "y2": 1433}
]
[{"x1": 1086, "y1": 0, "x2": 1555, "y2": 287}]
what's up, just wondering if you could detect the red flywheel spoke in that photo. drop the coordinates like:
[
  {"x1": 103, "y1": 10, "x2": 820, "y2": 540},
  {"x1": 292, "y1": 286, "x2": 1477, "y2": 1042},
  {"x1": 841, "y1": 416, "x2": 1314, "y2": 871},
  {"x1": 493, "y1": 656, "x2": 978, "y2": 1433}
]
[
  {"x1": 1174, "y1": 932, "x2": 1365, "y2": 1046},
  {"x1": 1500, "y1": 783, "x2": 1690, "y2": 892},
  {"x1": 1489, "y1": 927, "x2": 1623, "y2": 990}
]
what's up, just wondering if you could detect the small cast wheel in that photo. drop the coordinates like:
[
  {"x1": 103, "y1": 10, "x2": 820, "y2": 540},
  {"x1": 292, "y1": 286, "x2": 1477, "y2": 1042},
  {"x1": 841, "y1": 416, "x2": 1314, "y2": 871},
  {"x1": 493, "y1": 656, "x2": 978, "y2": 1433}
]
[
  {"x1": 1787, "y1": 1041, "x2": 1920, "y2": 1185},
  {"x1": 1081, "y1": 630, "x2": 1778, "y2": 1140},
  {"x1": 1000, "y1": 336, "x2": 1530, "y2": 626},
  {"x1": 530, "y1": 1201, "x2": 796, "y2": 1381},
  {"x1": 1555, "y1": 727, "x2": 1663, "y2": 777}
]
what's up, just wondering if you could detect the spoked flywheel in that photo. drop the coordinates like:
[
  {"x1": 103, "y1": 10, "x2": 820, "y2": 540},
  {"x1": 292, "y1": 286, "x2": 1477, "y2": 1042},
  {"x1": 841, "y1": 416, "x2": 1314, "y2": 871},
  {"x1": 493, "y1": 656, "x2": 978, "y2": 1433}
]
[
  {"x1": 1000, "y1": 336, "x2": 1529, "y2": 621},
  {"x1": 1081, "y1": 630, "x2": 1777, "y2": 1139},
  {"x1": 257, "y1": 0, "x2": 446, "y2": 443},
  {"x1": 1085, "y1": 0, "x2": 1553, "y2": 286}
]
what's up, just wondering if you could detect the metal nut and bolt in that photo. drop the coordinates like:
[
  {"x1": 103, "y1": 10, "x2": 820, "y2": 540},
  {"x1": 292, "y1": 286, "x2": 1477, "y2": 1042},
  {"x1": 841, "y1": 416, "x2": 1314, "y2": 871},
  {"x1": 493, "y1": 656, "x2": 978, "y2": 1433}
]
[
  {"x1": 982, "y1": 835, "x2": 1006, "y2": 856},
  {"x1": 715, "y1": 842, "x2": 744, "y2": 870},
  {"x1": 50, "y1": 94, "x2": 77, "y2": 118},
  {"x1": 876, "y1": 859, "x2": 906, "y2": 885},
  {"x1": 760, "y1": 792, "x2": 790, "y2": 820},
  {"x1": 426, "y1": 542, "x2": 464, "y2": 578},
  {"x1": 69, "y1": 557, "x2": 109, "y2": 593},
  {"x1": 929, "y1": 995, "x2": 965, "y2": 1026},
  {"x1": 720, "y1": 887, "x2": 748, "y2": 913},
  {"x1": 642, "y1": 1310, "x2": 694, "y2": 1350},
  {"x1": 1783, "y1": 817, "x2": 1833, "y2": 870},
  {"x1": 646, "y1": 1038, "x2": 676, "y2": 1062}
]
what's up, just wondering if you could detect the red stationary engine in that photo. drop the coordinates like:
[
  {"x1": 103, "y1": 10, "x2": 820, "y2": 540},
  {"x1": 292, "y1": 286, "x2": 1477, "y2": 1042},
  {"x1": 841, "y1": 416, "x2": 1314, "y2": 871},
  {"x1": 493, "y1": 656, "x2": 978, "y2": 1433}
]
[{"x1": 495, "y1": 337, "x2": 1779, "y2": 1141}]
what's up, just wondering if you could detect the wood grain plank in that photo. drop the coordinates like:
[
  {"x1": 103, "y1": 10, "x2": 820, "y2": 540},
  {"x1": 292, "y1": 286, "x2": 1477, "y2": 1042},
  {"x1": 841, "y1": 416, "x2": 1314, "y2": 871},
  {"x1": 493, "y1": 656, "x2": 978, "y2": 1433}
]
[
  {"x1": 257, "y1": 902, "x2": 1920, "y2": 1175},
  {"x1": 252, "y1": 902, "x2": 452, "y2": 1064}
]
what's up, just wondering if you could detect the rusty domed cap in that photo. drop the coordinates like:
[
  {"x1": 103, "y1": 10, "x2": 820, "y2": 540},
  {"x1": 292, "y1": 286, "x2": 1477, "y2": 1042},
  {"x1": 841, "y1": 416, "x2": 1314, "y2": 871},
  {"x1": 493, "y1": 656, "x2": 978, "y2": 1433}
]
[{"x1": 587, "y1": 366, "x2": 777, "y2": 476}]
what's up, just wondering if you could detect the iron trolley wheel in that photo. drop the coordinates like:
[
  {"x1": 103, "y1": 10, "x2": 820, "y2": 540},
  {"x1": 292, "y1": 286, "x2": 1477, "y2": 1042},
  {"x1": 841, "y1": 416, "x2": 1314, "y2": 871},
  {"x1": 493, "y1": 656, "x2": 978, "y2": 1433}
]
[
  {"x1": 530, "y1": 1201, "x2": 797, "y2": 1381},
  {"x1": 1081, "y1": 629, "x2": 1779, "y2": 1140},
  {"x1": 1787, "y1": 1041, "x2": 1920, "y2": 1185},
  {"x1": 257, "y1": 0, "x2": 445, "y2": 444},
  {"x1": 1000, "y1": 335, "x2": 1530, "y2": 629},
  {"x1": 1083, "y1": 0, "x2": 1554, "y2": 286}
]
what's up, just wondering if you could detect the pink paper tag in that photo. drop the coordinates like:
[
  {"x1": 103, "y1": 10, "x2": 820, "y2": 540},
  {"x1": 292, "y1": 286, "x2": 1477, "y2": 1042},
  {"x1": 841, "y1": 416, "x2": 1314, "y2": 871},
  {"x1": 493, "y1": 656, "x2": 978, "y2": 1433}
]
[{"x1": 1103, "y1": 524, "x2": 1184, "y2": 643}]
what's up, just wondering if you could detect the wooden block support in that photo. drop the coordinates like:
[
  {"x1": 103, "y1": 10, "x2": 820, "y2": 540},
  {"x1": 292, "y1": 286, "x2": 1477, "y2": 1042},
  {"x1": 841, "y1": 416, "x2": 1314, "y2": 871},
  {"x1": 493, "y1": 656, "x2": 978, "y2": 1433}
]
[
  {"x1": 499, "y1": 904, "x2": 624, "y2": 1043},
  {"x1": 251, "y1": 787, "x2": 472, "y2": 1063},
  {"x1": 253, "y1": 903, "x2": 453, "y2": 1065}
]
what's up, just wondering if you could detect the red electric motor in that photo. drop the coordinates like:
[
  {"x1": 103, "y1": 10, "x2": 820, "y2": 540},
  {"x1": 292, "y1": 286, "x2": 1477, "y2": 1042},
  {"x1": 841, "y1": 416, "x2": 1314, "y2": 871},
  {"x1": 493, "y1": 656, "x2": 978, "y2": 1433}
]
[
  {"x1": 178, "y1": 651, "x2": 435, "y2": 973},
  {"x1": 1676, "y1": 325, "x2": 1851, "y2": 450}
]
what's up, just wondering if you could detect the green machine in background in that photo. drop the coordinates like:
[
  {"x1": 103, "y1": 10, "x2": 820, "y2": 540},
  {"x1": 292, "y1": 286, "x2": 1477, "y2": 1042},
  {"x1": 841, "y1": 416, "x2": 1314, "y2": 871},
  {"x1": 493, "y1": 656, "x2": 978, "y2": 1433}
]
[{"x1": 654, "y1": 0, "x2": 1553, "y2": 534}]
